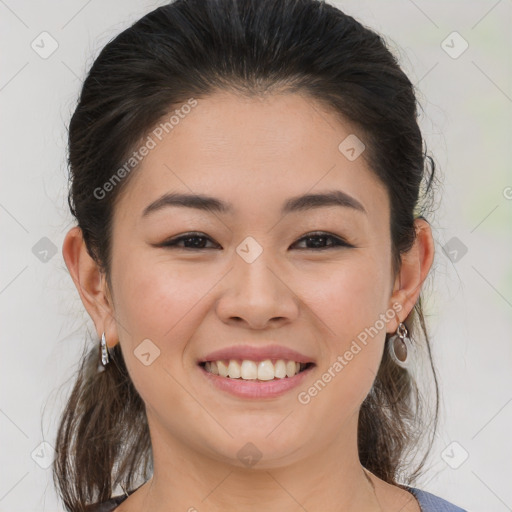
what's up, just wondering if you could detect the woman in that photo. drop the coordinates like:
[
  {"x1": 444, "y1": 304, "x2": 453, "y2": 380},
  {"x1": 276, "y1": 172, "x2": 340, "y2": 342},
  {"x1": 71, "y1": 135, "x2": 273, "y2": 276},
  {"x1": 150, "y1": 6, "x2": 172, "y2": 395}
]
[{"x1": 55, "y1": 0, "x2": 467, "y2": 510}]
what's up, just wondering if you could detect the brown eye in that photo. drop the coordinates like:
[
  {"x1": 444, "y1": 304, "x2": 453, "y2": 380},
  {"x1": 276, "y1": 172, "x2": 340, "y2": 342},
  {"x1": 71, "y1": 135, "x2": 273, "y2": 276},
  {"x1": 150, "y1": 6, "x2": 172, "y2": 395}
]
[
  {"x1": 160, "y1": 232, "x2": 219, "y2": 250},
  {"x1": 158, "y1": 231, "x2": 353, "y2": 251},
  {"x1": 291, "y1": 232, "x2": 353, "y2": 250}
]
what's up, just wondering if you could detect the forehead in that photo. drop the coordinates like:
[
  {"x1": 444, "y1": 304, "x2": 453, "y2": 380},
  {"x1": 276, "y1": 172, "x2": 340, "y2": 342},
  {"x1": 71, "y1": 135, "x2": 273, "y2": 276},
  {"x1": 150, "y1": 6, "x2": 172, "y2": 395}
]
[{"x1": 114, "y1": 91, "x2": 389, "y2": 225}]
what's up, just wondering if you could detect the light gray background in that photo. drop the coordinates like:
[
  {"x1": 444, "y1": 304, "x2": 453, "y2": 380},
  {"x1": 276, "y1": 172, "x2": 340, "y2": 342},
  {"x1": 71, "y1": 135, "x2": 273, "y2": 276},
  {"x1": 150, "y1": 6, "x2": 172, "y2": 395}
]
[{"x1": 1, "y1": 1, "x2": 511, "y2": 511}]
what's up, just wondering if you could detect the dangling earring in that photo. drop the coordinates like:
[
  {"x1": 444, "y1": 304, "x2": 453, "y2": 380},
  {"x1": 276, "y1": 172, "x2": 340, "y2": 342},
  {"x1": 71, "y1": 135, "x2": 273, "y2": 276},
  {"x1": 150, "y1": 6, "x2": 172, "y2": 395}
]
[
  {"x1": 100, "y1": 331, "x2": 110, "y2": 367},
  {"x1": 388, "y1": 321, "x2": 413, "y2": 369}
]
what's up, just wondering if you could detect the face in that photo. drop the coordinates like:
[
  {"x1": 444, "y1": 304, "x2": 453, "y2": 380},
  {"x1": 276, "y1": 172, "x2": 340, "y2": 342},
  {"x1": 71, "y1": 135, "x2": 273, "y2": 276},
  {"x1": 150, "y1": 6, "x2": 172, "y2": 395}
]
[{"x1": 106, "y1": 91, "x2": 400, "y2": 468}]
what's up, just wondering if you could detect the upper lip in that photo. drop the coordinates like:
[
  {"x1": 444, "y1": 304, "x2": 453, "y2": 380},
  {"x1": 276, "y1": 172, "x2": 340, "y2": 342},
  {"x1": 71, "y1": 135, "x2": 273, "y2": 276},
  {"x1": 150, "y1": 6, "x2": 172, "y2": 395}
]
[{"x1": 198, "y1": 344, "x2": 316, "y2": 364}]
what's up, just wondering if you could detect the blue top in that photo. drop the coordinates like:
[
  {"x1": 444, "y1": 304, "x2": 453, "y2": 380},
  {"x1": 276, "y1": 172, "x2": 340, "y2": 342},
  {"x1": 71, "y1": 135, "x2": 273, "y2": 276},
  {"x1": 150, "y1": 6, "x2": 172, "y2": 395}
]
[
  {"x1": 85, "y1": 485, "x2": 468, "y2": 511},
  {"x1": 408, "y1": 486, "x2": 467, "y2": 511}
]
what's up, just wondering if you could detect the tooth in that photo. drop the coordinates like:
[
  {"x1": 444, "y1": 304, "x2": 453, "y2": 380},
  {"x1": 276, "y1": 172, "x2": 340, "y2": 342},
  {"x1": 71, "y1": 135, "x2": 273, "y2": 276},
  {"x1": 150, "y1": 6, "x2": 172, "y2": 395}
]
[
  {"x1": 257, "y1": 359, "x2": 275, "y2": 381},
  {"x1": 240, "y1": 360, "x2": 258, "y2": 379},
  {"x1": 217, "y1": 360, "x2": 229, "y2": 377},
  {"x1": 286, "y1": 360, "x2": 296, "y2": 378},
  {"x1": 274, "y1": 359, "x2": 287, "y2": 379},
  {"x1": 207, "y1": 359, "x2": 304, "y2": 379},
  {"x1": 227, "y1": 360, "x2": 241, "y2": 378},
  {"x1": 210, "y1": 361, "x2": 219, "y2": 375}
]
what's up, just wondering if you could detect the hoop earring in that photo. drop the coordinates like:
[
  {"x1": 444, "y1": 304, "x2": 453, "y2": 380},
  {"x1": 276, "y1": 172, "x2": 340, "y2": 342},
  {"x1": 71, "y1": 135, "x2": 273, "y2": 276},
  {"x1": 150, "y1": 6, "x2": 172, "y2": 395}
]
[
  {"x1": 388, "y1": 321, "x2": 413, "y2": 369},
  {"x1": 100, "y1": 331, "x2": 110, "y2": 366}
]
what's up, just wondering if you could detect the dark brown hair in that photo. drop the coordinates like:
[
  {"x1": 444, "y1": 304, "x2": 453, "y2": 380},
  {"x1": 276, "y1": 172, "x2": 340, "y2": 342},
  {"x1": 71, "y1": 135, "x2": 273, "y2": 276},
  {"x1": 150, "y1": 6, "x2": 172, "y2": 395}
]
[{"x1": 54, "y1": 0, "x2": 440, "y2": 509}]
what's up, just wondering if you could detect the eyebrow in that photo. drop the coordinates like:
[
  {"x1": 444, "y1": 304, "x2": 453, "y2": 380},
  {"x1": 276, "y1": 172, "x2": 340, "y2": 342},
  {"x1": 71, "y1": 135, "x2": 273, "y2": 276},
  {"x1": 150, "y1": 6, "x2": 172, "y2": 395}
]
[{"x1": 141, "y1": 190, "x2": 367, "y2": 218}]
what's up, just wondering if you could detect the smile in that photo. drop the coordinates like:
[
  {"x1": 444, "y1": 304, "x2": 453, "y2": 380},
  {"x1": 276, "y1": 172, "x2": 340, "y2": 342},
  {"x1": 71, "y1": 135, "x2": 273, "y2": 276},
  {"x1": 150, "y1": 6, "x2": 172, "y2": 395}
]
[
  {"x1": 198, "y1": 359, "x2": 316, "y2": 399},
  {"x1": 200, "y1": 359, "x2": 314, "y2": 380}
]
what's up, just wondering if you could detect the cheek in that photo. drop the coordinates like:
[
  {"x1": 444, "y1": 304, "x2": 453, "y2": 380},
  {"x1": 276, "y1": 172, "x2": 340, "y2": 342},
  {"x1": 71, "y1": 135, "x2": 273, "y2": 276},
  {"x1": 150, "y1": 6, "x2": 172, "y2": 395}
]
[
  {"x1": 113, "y1": 251, "x2": 215, "y2": 339},
  {"x1": 306, "y1": 256, "x2": 390, "y2": 339},
  {"x1": 110, "y1": 254, "x2": 211, "y2": 413},
  {"x1": 302, "y1": 256, "x2": 389, "y2": 399}
]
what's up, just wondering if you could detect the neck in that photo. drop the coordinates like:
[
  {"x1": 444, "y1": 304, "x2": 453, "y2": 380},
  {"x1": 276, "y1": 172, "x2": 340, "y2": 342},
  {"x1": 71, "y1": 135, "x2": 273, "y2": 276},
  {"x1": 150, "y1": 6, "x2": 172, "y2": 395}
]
[{"x1": 134, "y1": 411, "x2": 383, "y2": 512}]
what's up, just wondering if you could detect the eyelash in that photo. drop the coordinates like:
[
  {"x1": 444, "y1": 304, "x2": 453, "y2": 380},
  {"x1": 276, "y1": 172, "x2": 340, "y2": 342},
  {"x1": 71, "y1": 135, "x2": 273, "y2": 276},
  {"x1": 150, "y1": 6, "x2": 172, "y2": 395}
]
[{"x1": 159, "y1": 231, "x2": 353, "y2": 251}]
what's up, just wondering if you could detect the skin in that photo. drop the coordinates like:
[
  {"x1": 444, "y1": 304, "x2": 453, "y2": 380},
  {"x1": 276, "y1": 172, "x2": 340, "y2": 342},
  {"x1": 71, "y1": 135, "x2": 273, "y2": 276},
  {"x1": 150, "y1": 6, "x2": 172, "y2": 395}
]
[{"x1": 62, "y1": 91, "x2": 434, "y2": 512}]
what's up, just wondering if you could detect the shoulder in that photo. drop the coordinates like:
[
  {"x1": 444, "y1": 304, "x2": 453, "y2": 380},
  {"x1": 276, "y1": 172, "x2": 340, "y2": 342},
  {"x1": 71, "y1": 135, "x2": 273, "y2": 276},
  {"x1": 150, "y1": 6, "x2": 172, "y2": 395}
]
[{"x1": 405, "y1": 485, "x2": 468, "y2": 512}]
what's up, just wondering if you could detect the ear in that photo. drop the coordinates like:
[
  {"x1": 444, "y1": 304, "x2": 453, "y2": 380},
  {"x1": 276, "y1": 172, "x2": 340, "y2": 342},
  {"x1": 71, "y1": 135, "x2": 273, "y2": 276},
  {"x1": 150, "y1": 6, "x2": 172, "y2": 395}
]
[
  {"x1": 62, "y1": 226, "x2": 119, "y2": 349},
  {"x1": 387, "y1": 218, "x2": 435, "y2": 333}
]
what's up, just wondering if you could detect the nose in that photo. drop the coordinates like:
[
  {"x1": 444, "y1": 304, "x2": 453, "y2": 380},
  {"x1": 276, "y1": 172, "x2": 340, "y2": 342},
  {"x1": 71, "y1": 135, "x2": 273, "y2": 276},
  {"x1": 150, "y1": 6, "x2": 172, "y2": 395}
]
[{"x1": 215, "y1": 248, "x2": 300, "y2": 330}]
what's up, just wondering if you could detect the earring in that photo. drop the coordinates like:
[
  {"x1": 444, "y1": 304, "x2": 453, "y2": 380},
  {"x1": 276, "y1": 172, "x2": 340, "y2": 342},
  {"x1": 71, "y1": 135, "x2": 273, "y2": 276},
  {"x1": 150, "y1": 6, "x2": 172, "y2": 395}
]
[
  {"x1": 388, "y1": 321, "x2": 413, "y2": 369},
  {"x1": 100, "y1": 331, "x2": 110, "y2": 366}
]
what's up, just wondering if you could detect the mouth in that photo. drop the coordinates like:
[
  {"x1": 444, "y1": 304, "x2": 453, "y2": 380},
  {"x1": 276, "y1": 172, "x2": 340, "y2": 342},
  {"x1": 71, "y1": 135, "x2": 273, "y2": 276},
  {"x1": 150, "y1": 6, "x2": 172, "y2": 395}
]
[
  {"x1": 197, "y1": 359, "x2": 316, "y2": 399},
  {"x1": 198, "y1": 359, "x2": 316, "y2": 381}
]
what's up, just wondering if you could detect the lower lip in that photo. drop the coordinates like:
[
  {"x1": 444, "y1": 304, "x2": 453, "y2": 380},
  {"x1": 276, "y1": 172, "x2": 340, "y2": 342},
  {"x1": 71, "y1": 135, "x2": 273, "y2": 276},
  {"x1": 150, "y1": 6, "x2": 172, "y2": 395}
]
[{"x1": 198, "y1": 364, "x2": 315, "y2": 399}]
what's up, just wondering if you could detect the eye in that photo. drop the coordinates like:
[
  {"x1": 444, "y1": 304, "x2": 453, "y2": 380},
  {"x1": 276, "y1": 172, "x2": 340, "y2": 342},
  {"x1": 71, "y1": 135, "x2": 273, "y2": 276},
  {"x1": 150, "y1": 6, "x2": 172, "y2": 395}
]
[
  {"x1": 159, "y1": 232, "x2": 219, "y2": 250},
  {"x1": 157, "y1": 231, "x2": 353, "y2": 251},
  {"x1": 291, "y1": 231, "x2": 353, "y2": 250}
]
